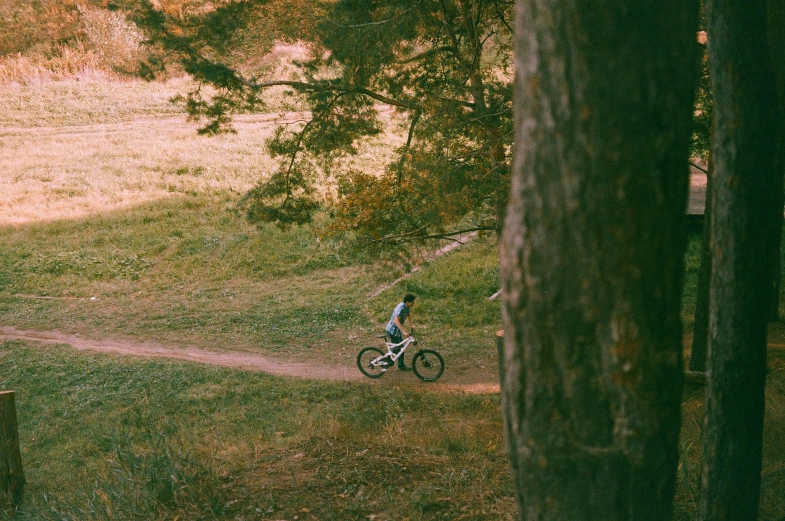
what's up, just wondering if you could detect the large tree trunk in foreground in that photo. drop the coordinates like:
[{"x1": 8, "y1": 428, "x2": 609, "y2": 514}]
[
  {"x1": 697, "y1": 1, "x2": 779, "y2": 519},
  {"x1": 500, "y1": 1, "x2": 698, "y2": 520}
]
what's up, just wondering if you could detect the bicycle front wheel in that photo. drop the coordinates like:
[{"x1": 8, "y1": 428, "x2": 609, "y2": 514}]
[
  {"x1": 412, "y1": 349, "x2": 445, "y2": 382},
  {"x1": 357, "y1": 347, "x2": 388, "y2": 378}
]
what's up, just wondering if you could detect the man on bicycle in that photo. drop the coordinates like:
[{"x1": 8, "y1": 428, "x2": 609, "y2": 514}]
[{"x1": 385, "y1": 293, "x2": 416, "y2": 371}]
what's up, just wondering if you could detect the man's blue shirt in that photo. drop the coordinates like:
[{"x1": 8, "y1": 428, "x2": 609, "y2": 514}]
[{"x1": 385, "y1": 302, "x2": 410, "y2": 337}]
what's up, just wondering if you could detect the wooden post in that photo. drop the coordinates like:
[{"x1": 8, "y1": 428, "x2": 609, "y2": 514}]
[
  {"x1": 495, "y1": 330, "x2": 505, "y2": 384},
  {"x1": 1, "y1": 391, "x2": 24, "y2": 518}
]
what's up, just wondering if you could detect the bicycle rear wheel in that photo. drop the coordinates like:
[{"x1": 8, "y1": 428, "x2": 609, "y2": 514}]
[
  {"x1": 357, "y1": 347, "x2": 389, "y2": 378},
  {"x1": 412, "y1": 349, "x2": 445, "y2": 382}
]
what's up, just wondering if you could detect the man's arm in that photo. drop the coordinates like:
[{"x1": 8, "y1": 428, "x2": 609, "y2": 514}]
[{"x1": 393, "y1": 316, "x2": 408, "y2": 337}]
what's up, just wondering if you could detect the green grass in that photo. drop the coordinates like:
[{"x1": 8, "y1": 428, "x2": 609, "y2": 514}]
[
  {"x1": 0, "y1": 190, "x2": 501, "y2": 364},
  {"x1": 0, "y1": 341, "x2": 513, "y2": 520},
  {"x1": 680, "y1": 224, "x2": 704, "y2": 329},
  {"x1": 673, "y1": 352, "x2": 785, "y2": 521}
]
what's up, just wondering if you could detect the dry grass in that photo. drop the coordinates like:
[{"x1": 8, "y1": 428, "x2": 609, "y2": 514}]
[
  {"x1": 0, "y1": 45, "x2": 110, "y2": 85},
  {"x1": 0, "y1": 39, "x2": 402, "y2": 225},
  {"x1": 0, "y1": 109, "x2": 277, "y2": 225},
  {"x1": 0, "y1": 76, "x2": 404, "y2": 226},
  {"x1": 77, "y1": 4, "x2": 145, "y2": 72},
  {"x1": 0, "y1": 1, "x2": 145, "y2": 84}
]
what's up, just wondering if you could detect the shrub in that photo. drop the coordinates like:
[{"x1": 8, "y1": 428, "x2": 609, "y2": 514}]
[{"x1": 78, "y1": 5, "x2": 145, "y2": 73}]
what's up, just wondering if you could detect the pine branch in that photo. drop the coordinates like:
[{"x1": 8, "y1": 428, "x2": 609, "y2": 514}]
[
  {"x1": 396, "y1": 46, "x2": 459, "y2": 64},
  {"x1": 690, "y1": 161, "x2": 709, "y2": 174},
  {"x1": 322, "y1": 2, "x2": 423, "y2": 28},
  {"x1": 366, "y1": 225, "x2": 495, "y2": 245}
]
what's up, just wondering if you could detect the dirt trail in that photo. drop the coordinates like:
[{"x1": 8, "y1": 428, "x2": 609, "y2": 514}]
[
  {"x1": 0, "y1": 326, "x2": 501, "y2": 393},
  {"x1": 0, "y1": 326, "x2": 361, "y2": 381}
]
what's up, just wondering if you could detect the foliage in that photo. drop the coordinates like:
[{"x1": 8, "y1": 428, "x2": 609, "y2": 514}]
[
  {"x1": 134, "y1": 0, "x2": 515, "y2": 244},
  {"x1": 691, "y1": 35, "x2": 712, "y2": 160}
]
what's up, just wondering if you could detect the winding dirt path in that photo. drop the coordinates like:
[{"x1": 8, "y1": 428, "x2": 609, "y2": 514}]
[
  {"x1": 0, "y1": 326, "x2": 501, "y2": 393},
  {"x1": 0, "y1": 326, "x2": 361, "y2": 381}
]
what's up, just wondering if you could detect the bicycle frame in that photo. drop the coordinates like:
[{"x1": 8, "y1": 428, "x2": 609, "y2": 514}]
[
  {"x1": 382, "y1": 335, "x2": 417, "y2": 362},
  {"x1": 358, "y1": 331, "x2": 443, "y2": 381}
]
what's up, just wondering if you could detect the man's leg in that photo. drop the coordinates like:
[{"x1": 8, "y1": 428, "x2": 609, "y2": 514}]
[{"x1": 390, "y1": 334, "x2": 410, "y2": 370}]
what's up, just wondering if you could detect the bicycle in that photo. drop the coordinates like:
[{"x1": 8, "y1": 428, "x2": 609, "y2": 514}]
[{"x1": 356, "y1": 330, "x2": 445, "y2": 382}]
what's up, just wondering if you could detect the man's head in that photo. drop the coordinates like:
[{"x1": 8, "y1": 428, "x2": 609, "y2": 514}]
[{"x1": 404, "y1": 293, "x2": 416, "y2": 305}]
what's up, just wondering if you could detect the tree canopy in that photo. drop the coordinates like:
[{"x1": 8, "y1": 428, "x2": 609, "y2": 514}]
[{"x1": 135, "y1": 0, "x2": 514, "y2": 244}]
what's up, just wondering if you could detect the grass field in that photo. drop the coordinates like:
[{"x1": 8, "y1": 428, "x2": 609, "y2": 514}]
[
  {"x1": 0, "y1": 342, "x2": 513, "y2": 520},
  {"x1": 0, "y1": 189, "x2": 500, "y2": 368},
  {"x1": 1, "y1": 77, "x2": 784, "y2": 520}
]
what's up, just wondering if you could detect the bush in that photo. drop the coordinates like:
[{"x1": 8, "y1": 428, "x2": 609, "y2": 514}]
[{"x1": 78, "y1": 5, "x2": 145, "y2": 73}]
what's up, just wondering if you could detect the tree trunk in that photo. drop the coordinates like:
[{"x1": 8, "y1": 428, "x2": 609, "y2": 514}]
[
  {"x1": 690, "y1": 152, "x2": 713, "y2": 372},
  {"x1": 767, "y1": 138, "x2": 784, "y2": 322},
  {"x1": 767, "y1": 1, "x2": 785, "y2": 322},
  {"x1": 1, "y1": 391, "x2": 25, "y2": 518},
  {"x1": 697, "y1": 0, "x2": 779, "y2": 519},
  {"x1": 500, "y1": 1, "x2": 698, "y2": 519}
]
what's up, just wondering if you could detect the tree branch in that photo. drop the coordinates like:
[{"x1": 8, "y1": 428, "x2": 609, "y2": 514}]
[
  {"x1": 323, "y1": 2, "x2": 422, "y2": 28},
  {"x1": 281, "y1": 92, "x2": 348, "y2": 200},
  {"x1": 366, "y1": 225, "x2": 495, "y2": 245},
  {"x1": 234, "y1": 76, "x2": 424, "y2": 111},
  {"x1": 396, "y1": 110, "x2": 422, "y2": 186},
  {"x1": 397, "y1": 46, "x2": 459, "y2": 64},
  {"x1": 439, "y1": 0, "x2": 465, "y2": 66},
  {"x1": 493, "y1": 0, "x2": 514, "y2": 34},
  {"x1": 690, "y1": 160, "x2": 709, "y2": 174},
  {"x1": 405, "y1": 111, "x2": 421, "y2": 148},
  {"x1": 354, "y1": 87, "x2": 418, "y2": 110}
]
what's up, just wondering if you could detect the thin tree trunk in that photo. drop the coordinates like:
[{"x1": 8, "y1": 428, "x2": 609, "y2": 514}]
[
  {"x1": 767, "y1": 140, "x2": 784, "y2": 322},
  {"x1": 697, "y1": 0, "x2": 778, "y2": 519},
  {"x1": 500, "y1": 1, "x2": 698, "y2": 519},
  {"x1": 767, "y1": 1, "x2": 785, "y2": 322},
  {"x1": 690, "y1": 152, "x2": 712, "y2": 372}
]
